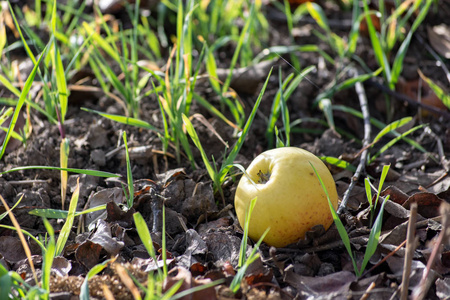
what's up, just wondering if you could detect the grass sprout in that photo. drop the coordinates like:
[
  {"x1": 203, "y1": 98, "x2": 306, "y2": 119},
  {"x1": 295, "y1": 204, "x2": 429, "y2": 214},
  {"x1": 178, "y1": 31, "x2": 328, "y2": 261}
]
[
  {"x1": 0, "y1": 42, "x2": 47, "y2": 160},
  {"x1": 266, "y1": 66, "x2": 315, "y2": 148},
  {"x1": 123, "y1": 132, "x2": 135, "y2": 208},
  {"x1": 55, "y1": 178, "x2": 80, "y2": 256},
  {"x1": 182, "y1": 68, "x2": 273, "y2": 202},
  {"x1": 230, "y1": 197, "x2": 270, "y2": 293}
]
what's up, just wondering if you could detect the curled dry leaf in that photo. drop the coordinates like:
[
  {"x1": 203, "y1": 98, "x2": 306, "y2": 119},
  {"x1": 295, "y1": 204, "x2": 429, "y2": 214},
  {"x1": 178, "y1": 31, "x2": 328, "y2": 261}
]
[{"x1": 89, "y1": 219, "x2": 125, "y2": 256}]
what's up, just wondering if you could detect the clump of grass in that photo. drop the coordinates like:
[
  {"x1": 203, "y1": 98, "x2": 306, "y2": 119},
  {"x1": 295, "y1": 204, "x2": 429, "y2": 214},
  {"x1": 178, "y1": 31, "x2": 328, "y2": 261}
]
[
  {"x1": 230, "y1": 196, "x2": 270, "y2": 293},
  {"x1": 311, "y1": 163, "x2": 390, "y2": 277},
  {"x1": 182, "y1": 68, "x2": 272, "y2": 203},
  {"x1": 266, "y1": 65, "x2": 316, "y2": 148},
  {"x1": 133, "y1": 208, "x2": 224, "y2": 298}
]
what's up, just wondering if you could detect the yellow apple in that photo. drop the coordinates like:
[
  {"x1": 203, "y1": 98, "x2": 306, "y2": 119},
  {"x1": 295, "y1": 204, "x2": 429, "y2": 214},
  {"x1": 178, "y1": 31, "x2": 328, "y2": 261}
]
[{"x1": 234, "y1": 147, "x2": 338, "y2": 247}]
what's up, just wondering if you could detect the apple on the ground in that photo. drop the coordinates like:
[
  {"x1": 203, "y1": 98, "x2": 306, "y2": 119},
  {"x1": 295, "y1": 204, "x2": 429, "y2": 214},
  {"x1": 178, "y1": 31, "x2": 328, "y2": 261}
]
[{"x1": 234, "y1": 147, "x2": 338, "y2": 248}]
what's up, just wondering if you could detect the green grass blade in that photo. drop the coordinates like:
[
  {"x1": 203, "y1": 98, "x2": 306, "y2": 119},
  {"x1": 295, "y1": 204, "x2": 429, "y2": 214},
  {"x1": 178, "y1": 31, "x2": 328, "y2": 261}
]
[
  {"x1": 52, "y1": 43, "x2": 69, "y2": 123},
  {"x1": 0, "y1": 224, "x2": 45, "y2": 250},
  {"x1": 0, "y1": 126, "x2": 24, "y2": 143},
  {"x1": 319, "y1": 156, "x2": 356, "y2": 172},
  {"x1": 0, "y1": 194, "x2": 23, "y2": 222},
  {"x1": 231, "y1": 195, "x2": 270, "y2": 293},
  {"x1": 0, "y1": 10, "x2": 6, "y2": 55},
  {"x1": 372, "y1": 117, "x2": 413, "y2": 145},
  {"x1": 267, "y1": 66, "x2": 315, "y2": 147},
  {"x1": 418, "y1": 70, "x2": 450, "y2": 109},
  {"x1": 0, "y1": 166, "x2": 119, "y2": 177},
  {"x1": 0, "y1": 266, "x2": 13, "y2": 299},
  {"x1": 391, "y1": 0, "x2": 432, "y2": 86},
  {"x1": 28, "y1": 204, "x2": 107, "y2": 219},
  {"x1": 362, "y1": 1, "x2": 391, "y2": 86},
  {"x1": 123, "y1": 132, "x2": 134, "y2": 208},
  {"x1": 230, "y1": 235, "x2": 266, "y2": 293},
  {"x1": 220, "y1": 68, "x2": 273, "y2": 183},
  {"x1": 332, "y1": 105, "x2": 428, "y2": 154},
  {"x1": 238, "y1": 197, "x2": 258, "y2": 268},
  {"x1": 192, "y1": 93, "x2": 238, "y2": 129},
  {"x1": 133, "y1": 212, "x2": 157, "y2": 263},
  {"x1": 365, "y1": 178, "x2": 373, "y2": 208},
  {"x1": 0, "y1": 98, "x2": 56, "y2": 123},
  {"x1": 266, "y1": 73, "x2": 293, "y2": 145},
  {"x1": 347, "y1": 0, "x2": 362, "y2": 55},
  {"x1": 160, "y1": 280, "x2": 184, "y2": 300},
  {"x1": 0, "y1": 44, "x2": 46, "y2": 160},
  {"x1": 0, "y1": 74, "x2": 21, "y2": 97},
  {"x1": 369, "y1": 124, "x2": 427, "y2": 164},
  {"x1": 374, "y1": 164, "x2": 390, "y2": 208},
  {"x1": 279, "y1": 68, "x2": 290, "y2": 146},
  {"x1": 305, "y1": 2, "x2": 330, "y2": 32},
  {"x1": 359, "y1": 195, "x2": 389, "y2": 275},
  {"x1": 82, "y1": 22, "x2": 120, "y2": 62},
  {"x1": 41, "y1": 219, "x2": 56, "y2": 292},
  {"x1": 55, "y1": 179, "x2": 80, "y2": 256},
  {"x1": 311, "y1": 163, "x2": 358, "y2": 275},
  {"x1": 93, "y1": 53, "x2": 129, "y2": 105},
  {"x1": 182, "y1": 114, "x2": 216, "y2": 182},
  {"x1": 60, "y1": 138, "x2": 70, "y2": 210},
  {"x1": 318, "y1": 98, "x2": 335, "y2": 133},
  {"x1": 222, "y1": 2, "x2": 255, "y2": 94},
  {"x1": 8, "y1": 3, "x2": 37, "y2": 64},
  {"x1": 80, "y1": 259, "x2": 113, "y2": 300},
  {"x1": 335, "y1": 68, "x2": 382, "y2": 91},
  {"x1": 81, "y1": 108, "x2": 160, "y2": 132}
]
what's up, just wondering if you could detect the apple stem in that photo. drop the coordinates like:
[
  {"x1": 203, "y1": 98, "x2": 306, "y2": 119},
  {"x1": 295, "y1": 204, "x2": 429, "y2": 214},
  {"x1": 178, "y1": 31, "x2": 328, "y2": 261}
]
[{"x1": 257, "y1": 170, "x2": 270, "y2": 184}]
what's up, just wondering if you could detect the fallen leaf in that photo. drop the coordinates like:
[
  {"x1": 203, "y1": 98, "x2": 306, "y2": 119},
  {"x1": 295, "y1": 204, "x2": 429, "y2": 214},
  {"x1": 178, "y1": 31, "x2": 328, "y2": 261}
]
[
  {"x1": 435, "y1": 278, "x2": 450, "y2": 300},
  {"x1": 75, "y1": 240, "x2": 103, "y2": 270},
  {"x1": 0, "y1": 236, "x2": 27, "y2": 263},
  {"x1": 427, "y1": 24, "x2": 450, "y2": 59},
  {"x1": 403, "y1": 192, "x2": 444, "y2": 218},
  {"x1": 89, "y1": 219, "x2": 125, "y2": 256},
  {"x1": 105, "y1": 201, "x2": 135, "y2": 228},
  {"x1": 284, "y1": 269, "x2": 356, "y2": 299}
]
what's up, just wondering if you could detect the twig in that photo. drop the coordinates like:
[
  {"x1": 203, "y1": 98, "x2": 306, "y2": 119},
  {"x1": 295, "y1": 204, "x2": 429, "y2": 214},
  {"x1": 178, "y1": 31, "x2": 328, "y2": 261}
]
[
  {"x1": 0, "y1": 195, "x2": 39, "y2": 285},
  {"x1": 361, "y1": 239, "x2": 407, "y2": 278},
  {"x1": 360, "y1": 282, "x2": 376, "y2": 300},
  {"x1": 337, "y1": 68, "x2": 371, "y2": 215},
  {"x1": 412, "y1": 202, "x2": 450, "y2": 300},
  {"x1": 400, "y1": 203, "x2": 418, "y2": 300}
]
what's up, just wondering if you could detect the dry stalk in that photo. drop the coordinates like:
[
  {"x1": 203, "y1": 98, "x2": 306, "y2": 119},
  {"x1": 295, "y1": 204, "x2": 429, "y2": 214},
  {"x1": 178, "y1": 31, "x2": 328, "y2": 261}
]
[
  {"x1": 412, "y1": 202, "x2": 450, "y2": 300},
  {"x1": 337, "y1": 67, "x2": 371, "y2": 215},
  {"x1": 400, "y1": 203, "x2": 418, "y2": 300},
  {"x1": 0, "y1": 194, "x2": 39, "y2": 285}
]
